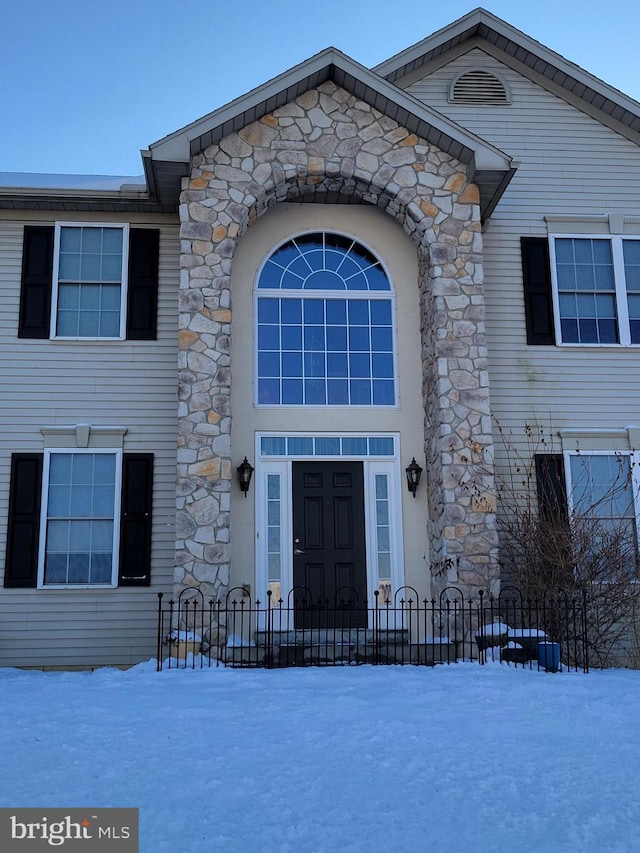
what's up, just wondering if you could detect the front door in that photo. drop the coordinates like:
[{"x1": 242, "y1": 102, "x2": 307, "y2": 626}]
[{"x1": 292, "y1": 461, "x2": 367, "y2": 628}]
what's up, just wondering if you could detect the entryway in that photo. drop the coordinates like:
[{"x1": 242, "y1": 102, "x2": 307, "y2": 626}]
[{"x1": 292, "y1": 460, "x2": 367, "y2": 627}]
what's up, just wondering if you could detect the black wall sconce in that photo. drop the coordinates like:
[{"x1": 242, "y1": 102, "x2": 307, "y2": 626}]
[
  {"x1": 237, "y1": 457, "x2": 254, "y2": 497},
  {"x1": 405, "y1": 457, "x2": 423, "y2": 498}
]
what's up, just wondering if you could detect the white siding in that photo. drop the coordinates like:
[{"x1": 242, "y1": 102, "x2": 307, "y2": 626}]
[
  {"x1": 406, "y1": 50, "x2": 640, "y2": 453},
  {"x1": 0, "y1": 211, "x2": 178, "y2": 668}
]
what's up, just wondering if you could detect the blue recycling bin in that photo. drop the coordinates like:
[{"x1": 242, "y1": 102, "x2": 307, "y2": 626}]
[{"x1": 538, "y1": 641, "x2": 561, "y2": 672}]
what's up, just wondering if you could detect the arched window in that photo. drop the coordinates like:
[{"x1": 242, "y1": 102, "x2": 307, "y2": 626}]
[{"x1": 256, "y1": 232, "x2": 395, "y2": 406}]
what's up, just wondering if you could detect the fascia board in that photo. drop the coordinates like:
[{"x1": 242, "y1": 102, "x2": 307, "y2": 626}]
[
  {"x1": 147, "y1": 45, "x2": 511, "y2": 174},
  {"x1": 373, "y1": 8, "x2": 487, "y2": 78},
  {"x1": 148, "y1": 48, "x2": 346, "y2": 162},
  {"x1": 375, "y1": 8, "x2": 640, "y2": 125}
]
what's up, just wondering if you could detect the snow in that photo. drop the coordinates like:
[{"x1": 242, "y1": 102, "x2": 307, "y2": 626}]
[
  {"x1": 168, "y1": 629, "x2": 201, "y2": 642},
  {"x1": 475, "y1": 621, "x2": 509, "y2": 636},
  {"x1": 0, "y1": 172, "x2": 146, "y2": 191},
  {"x1": 226, "y1": 634, "x2": 256, "y2": 647},
  {"x1": 508, "y1": 628, "x2": 548, "y2": 638},
  {"x1": 1, "y1": 662, "x2": 639, "y2": 853}
]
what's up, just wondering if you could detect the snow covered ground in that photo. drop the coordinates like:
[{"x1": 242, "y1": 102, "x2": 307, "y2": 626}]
[{"x1": 1, "y1": 661, "x2": 639, "y2": 852}]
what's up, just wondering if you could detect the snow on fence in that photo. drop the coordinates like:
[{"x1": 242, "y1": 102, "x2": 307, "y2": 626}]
[{"x1": 156, "y1": 586, "x2": 590, "y2": 672}]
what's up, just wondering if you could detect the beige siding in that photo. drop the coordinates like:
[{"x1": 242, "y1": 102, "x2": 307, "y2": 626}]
[
  {"x1": 406, "y1": 50, "x2": 640, "y2": 453},
  {"x1": 0, "y1": 211, "x2": 178, "y2": 668}
]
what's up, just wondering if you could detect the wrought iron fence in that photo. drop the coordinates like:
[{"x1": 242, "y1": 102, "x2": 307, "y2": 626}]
[{"x1": 156, "y1": 585, "x2": 589, "y2": 672}]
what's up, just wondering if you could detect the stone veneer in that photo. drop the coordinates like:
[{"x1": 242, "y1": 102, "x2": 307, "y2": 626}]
[{"x1": 177, "y1": 80, "x2": 499, "y2": 602}]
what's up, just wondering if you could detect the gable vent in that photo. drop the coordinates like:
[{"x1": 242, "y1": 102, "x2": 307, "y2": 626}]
[{"x1": 449, "y1": 70, "x2": 510, "y2": 105}]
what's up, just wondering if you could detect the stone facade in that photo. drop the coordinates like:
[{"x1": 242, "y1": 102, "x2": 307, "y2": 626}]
[{"x1": 177, "y1": 80, "x2": 499, "y2": 601}]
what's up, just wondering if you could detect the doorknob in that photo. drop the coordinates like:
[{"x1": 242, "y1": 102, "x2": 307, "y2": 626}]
[{"x1": 294, "y1": 548, "x2": 305, "y2": 556}]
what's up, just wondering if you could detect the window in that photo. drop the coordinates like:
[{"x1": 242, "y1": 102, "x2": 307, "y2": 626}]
[
  {"x1": 4, "y1": 450, "x2": 153, "y2": 589},
  {"x1": 18, "y1": 224, "x2": 159, "y2": 341},
  {"x1": 550, "y1": 236, "x2": 640, "y2": 345},
  {"x1": 566, "y1": 452, "x2": 640, "y2": 574},
  {"x1": 52, "y1": 224, "x2": 128, "y2": 338},
  {"x1": 39, "y1": 450, "x2": 121, "y2": 586},
  {"x1": 256, "y1": 232, "x2": 396, "y2": 405}
]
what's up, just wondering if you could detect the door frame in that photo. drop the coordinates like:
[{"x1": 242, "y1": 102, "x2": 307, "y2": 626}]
[{"x1": 254, "y1": 432, "x2": 405, "y2": 627}]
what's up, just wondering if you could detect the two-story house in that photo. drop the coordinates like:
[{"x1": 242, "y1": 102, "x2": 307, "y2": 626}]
[{"x1": 2, "y1": 8, "x2": 639, "y2": 667}]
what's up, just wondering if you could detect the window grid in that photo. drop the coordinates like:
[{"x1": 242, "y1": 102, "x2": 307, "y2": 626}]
[
  {"x1": 374, "y1": 474, "x2": 392, "y2": 586},
  {"x1": 44, "y1": 452, "x2": 117, "y2": 585},
  {"x1": 54, "y1": 224, "x2": 126, "y2": 339},
  {"x1": 555, "y1": 238, "x2": 617, "y2": 344},
  {"x1": 567, "y1": 453, "x2": 640, "y2": 575},
  {"x1": 623, "y1": 240, "x2": 640, "y2": 343},
  {"x1": 258, "y1": 232, "x2": 390, "y2": 292},
  {"x1": 257, "y1": 297, "x2": 395, "y2": 406},
  {"x1": 552, "y1": 235, "x2": 640, "y2": 346},
  {"x1": 259, "y1": 435, "x2": 396, "y2": 458},
  {"x1": 266, "y1": 474, "x2": 282, "y2": 591},
  {"x1": 256, "y1": 232, "x2": 395, "y2": 406}
]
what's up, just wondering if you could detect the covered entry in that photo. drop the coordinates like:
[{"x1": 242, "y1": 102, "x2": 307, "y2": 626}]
[{"x1": 254, "y1": 431, "x2": 405, "y2": 626}]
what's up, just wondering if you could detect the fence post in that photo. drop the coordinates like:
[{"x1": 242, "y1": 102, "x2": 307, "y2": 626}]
[
  {"x1": 156, "y1": 592, "x2": 164, "y2": 671},
  {"x1": 477, "y1": 589, "x2": 485, "y2": 665}
]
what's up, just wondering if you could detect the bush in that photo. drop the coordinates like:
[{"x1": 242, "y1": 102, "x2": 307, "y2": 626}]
[{"x1": 494, "y1": 424, "x2": 640, "y2": 668}]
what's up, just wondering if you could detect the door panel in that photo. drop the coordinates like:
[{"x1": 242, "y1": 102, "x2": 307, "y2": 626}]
[{"x1": 292, "y1": 461, "x2": 367, "y2": 628}]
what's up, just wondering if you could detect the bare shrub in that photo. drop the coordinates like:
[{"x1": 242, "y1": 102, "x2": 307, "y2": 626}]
[{"x1": 494, "y1": 424, "x2": 640, "y2": 668}]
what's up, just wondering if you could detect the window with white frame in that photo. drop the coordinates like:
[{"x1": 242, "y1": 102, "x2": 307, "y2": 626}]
[
  {"x1": 255, "y1": 434, "x2": 402, "y2": 605},
  {"x1": 256, "y1": 232, "x2": 396, "y2": 406},
  {"x1": 39, "y1": 450, "x2": 121, "y2": 586},
  {"x1": 550, "y1": 236, "x2": 640, "y2": 345},
  {"x1": 53, "y1": 224, "x2": 128, "y2": 339},
  {"x1": 566, "y1": 452, "x2": 640, "y2": 574}
]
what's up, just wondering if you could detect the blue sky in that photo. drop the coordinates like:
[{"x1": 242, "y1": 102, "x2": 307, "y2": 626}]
[{"x1": 1, "y1": 0, "x2": 638, "y2": 176}]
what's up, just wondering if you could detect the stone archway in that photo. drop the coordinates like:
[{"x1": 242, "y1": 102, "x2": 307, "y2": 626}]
[{"x1": 176, "y1": 80, "x2": 498, "y2": 602}]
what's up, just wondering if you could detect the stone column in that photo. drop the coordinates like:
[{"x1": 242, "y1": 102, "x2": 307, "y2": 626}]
[{"x1": 176, "y1": 80, "x2": 499, "y2": 605}]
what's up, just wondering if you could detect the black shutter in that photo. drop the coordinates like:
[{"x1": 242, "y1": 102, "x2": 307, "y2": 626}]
[
  {"x1": 18, "y1": 226, "x2": 54, "y2": 338},
  {"x1": 127, "y1": 229, "x2": 159, "y2": 340},
  {"x1": 119, "y1": 453, "x2": 153, "y2": 586},
  {"x1": 4, "y1": 454, "x2": 43, "y2": 587},
  {"x1": 535, "y1": 454, "x2": 568, "y2": 521},
  {"x1": 521, "y1": 237, "x2": 555, "y2": 345}
]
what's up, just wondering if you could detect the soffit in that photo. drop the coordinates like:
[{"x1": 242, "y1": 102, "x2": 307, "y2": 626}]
[{"x1": 0, "y1": 192, "x2": 175, "y2": 214}]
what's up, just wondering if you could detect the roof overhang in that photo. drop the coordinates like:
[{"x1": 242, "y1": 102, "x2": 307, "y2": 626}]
[
  {"x1": 374, "y1": 7, "x2": 640, "y2": 147},
  {"x1": 0, "y1": 176, "x2": 175, "y2": 214},
  {"x1": 144, "y1": 47, "x2": 515, "y2": 219}
]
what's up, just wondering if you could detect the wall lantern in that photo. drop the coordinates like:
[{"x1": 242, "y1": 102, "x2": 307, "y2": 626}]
[
  {"x1": 237, "y1": 457, "x2": 254, "y2": 497},
  {"x1": 405, "y1": 458, "x2": 423, "y2": 498}
]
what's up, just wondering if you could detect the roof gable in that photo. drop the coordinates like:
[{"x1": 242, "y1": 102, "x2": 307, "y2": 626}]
[
  {"x1": 374, "y1": 8, "x2": 640, "y2": 147},
  {"x1": 145, "y1": 47, "x2": 514, "y2": 217}
]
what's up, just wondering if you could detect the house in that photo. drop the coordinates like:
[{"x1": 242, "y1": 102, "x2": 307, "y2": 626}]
[{"x1": 1, "y1": 8, "x2": 639, "y2": 668}]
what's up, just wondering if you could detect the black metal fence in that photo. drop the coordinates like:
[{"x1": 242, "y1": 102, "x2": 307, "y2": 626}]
[{"x1": 156, "y1": 585, "x2": 589, "y2": 672}]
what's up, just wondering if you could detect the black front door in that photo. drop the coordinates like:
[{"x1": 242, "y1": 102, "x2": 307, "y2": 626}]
[{"x1": 292, "y1": 461, "x2": 367, "y2": 628}]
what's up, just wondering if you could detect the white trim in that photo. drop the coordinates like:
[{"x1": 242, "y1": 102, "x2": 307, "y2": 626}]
[
  {"x1": 549, "y1": 233, "x2": 640, "y2": 347},
  {"x1": 37, "y1": 448, "x2": 123, "y2": 589},
  {"x1": 50, "y1": 222, "x2": 130, "y2": 341},
  {"x1": 255, "y1": 459, "x2": 292, "y2": 608},
  {"x1": 254, "y1": 229, "x2": 399, "y2": 409},
  {"x1": 254, "y1": 432, "x2": 404, "y2": 622},
  {"x1": 364, "y1": 459, "x2": 405, "y2": 604},
  {"x1": 563, "y1": 449, "x2": 640, "y2": 559}
]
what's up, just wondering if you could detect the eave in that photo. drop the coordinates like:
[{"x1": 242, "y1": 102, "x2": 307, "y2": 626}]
[
  {"x1": 145, "y1": 47, "x2": 515, "y2": 219},
  {"x1": 374, "y1": 7, "x2": 640, "y2": 147},
  {"x1": 0, "y1": 186, "x2": 175, "y2": 215}
]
